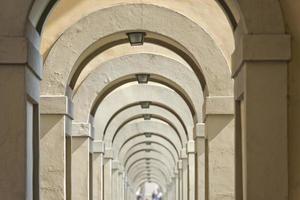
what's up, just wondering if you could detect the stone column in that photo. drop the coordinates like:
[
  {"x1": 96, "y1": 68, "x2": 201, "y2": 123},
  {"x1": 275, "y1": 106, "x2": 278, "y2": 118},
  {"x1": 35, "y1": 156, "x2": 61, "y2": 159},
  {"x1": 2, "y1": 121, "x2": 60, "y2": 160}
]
[
  {"x1": 194, "y1": 123, "x2": 206, "y2": 200},
  {"x1": 175, "y1": 170, "x2": 180, "y2": 200},
  {"x1": 71, "y1": 123, "x2": 92, "y2": 200},
  {"x1": 40, "y1": 96, "x2": 73, "y2": 200},
  {"x1": 178, "y1": 160, "x2": 183, "y2": 200},
  {"x1": 172, "y1": 176, "x2": 177, "y2": 200},
  {"x1": 103, "y1": 148, "x2": 113, "y2": 200},
  {"x1": 92, "y1": 141, "x2": 105, "y2": 200},
  {"x1": 0, "y1": 23, "x2": 42, "y2": 200},
  {"x1": 181, "y1": 149, "x2": 188, "y2": 200},
  {"x1": 187, "y1": 141, "x2": 196, "y2": 200},
  {"x1": 232, "y1": 28, "x2": 290, "y2": 200},
  {"x1": 124, "y1": 177, "x2": 129, "y2": 200},
  {"x1": 204, "y1": 96, "x2": 235, "y2": 200},
  {"x1": 118, "y1": 168, "x2": 125, "y2": 200},
  {"x1": 112, "y1": 160, "x2": 120, "y2": 200}
]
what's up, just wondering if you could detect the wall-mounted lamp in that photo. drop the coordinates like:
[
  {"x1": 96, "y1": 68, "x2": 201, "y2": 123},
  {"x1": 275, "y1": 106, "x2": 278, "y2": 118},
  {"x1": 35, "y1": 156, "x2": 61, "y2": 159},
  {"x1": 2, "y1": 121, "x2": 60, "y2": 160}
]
[
  {"x1": 127, "y1": 32, "x2": 146, "y2": 46},
  {"x1": 140, "y1": 101, "x2": 151, "y2": 109},
  {"x1": 145, "y1": 149, "x2": 151, "y2": 153},
  {"x1": 144, "y1": 132, "x2": 152, "y2": 138},
  {"x1": 146, "y1": 141, "x2": 152, "y2": 146},
  {"x1": 143, "y1": 114, "x2": 151, "y2": 120},
  {"x1": 136, "y1": 74, "x2": 150, "y2": 84}
]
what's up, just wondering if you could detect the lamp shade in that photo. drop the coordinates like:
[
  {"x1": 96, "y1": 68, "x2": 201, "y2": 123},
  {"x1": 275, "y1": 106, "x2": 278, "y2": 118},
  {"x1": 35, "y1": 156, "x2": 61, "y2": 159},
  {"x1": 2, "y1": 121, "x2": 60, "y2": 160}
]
[
  {"x1": 127, "y1": 32, "x2": 146, "y2": 46},
  {"x1": 136, "y1": 74, "x2": 150, "y2": 84},
  {"x1": 140, "y1": 101, "x2": 151, "y2": 109},
  {"x1": 145, "y1": 132, "x2": 152, "y2": 138},
  {"x1": 144, "y1": 114, "x2": 151, "y2": 120}
]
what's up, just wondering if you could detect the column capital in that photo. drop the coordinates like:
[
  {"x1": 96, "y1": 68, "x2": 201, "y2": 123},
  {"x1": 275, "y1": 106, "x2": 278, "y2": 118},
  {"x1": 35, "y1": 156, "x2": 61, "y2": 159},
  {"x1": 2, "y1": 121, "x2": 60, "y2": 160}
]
[
  {"x1": 112, "y1": 160, "x2": 120, "y2": 170},
  {"x1": 72, "y1": 122, "x2": 93, "y2": 138},
  {"x1": 177, "y1": 160, "x2": 183, "y2": 170},
  {"x1": 203, "y1": 96, "x2": 234, "y2": 118},
  {"x1": 92, "y1": 140, "x2": 105, "y2": 153},
  {"x1": 174, "y1": 168, "x2": 179, "y2": 175},
  {"x1": 194, "y1": 123, "x2": 206, "y2": 139},
  {"x1": 187, "y1": 140, "x2": 195, "y2": 154},
  {"x1": 232, "y1": 33, "x2": 291, "y2": 77},
  {"x1": 180, "y1": 148, "x2": 188, "y2": 159},
  {"x1": 40, "y1": 96, "x2": 74, "y2": 118},
  {"x1": 104, "y1": 148, "x2": 114, "y2": 159},
  {"x1": 0, "y1": 23, "x2": 42, "y2": 79}
]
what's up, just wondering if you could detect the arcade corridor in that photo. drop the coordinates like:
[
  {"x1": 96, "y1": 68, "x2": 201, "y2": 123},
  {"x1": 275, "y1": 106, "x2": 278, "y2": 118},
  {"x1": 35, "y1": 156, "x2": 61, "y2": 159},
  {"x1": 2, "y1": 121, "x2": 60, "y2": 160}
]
[{"x1": 1, "y1": 1, "x2": 299, "y2": 200}]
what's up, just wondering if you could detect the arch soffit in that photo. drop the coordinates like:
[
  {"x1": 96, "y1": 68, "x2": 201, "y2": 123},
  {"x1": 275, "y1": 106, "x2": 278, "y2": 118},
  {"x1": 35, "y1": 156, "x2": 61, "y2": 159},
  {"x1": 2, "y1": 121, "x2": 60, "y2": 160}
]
[
  {"x1": 119, "y1": 139, "x2": 178, "y2": 164},
  {"x1": 72, "y1": 53, "x2": 203, "y2": 122},
  {"x1": 124, "y1": 149, "x2": 173, "y2": 169},
  {"x1": 126, "y1": 157, "x2": 173, "y2": 176},
  {"x1": 127, "y1": 159, "x2": 172, "y2": 179},
  {"x1": 42, "y1": 4, "x2": 232, "y2": 98},
  {"x1": 127, "y1": 162, "x2": 171, "y2": 180},
  {"x1": 130, "y1": 167, "x2": 169, "y2": 184},
  {"x1": 118, "y1": 134, "x2": 179, "y2": 161},
  {"x1": 112, "y1": 120, "x2": 182, "y2": 154},
  {"x1": 94, "y1": 84, "x2": 193, "y2": 141},
  {"x1": 132, "y1": 172, "x2": 168, "y2": 187},
  {"x1": 105, "y1": 105, "x2": 187, "y2": 145},
  {"x1": 125, "y1": 151, "x2": 175, "y2": 172},
  {"x1": 110, "y1": 116, "x2": 183, "y2": 146},
  {"x1": 123, "y1": 145, "x2": 175, "y2": 168}
]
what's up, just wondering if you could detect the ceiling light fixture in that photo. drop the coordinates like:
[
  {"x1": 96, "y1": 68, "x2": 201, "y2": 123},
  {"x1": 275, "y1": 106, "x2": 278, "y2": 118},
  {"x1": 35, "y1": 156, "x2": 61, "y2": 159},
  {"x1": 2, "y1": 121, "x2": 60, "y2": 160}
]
[
  {"x1": 144, "y1": 132, "x2": 152, "y2": 138},
  {"x1": 140, "y1": 101, "x2": 151, "y2": 109},
  {"x1": 127, "y1": 32, "x2": 146, "y2": 46},
  {"x1": 136, "y1": 74, "x2": 150, "y2": 84},
  {"x1": 143, "y1": 114, "x2": 151, "y2": 120}
]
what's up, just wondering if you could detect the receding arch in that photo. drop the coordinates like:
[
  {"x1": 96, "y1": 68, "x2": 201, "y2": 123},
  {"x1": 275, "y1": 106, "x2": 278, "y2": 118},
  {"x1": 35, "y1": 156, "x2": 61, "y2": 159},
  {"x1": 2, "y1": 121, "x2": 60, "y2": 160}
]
[
  {"x1": 126, "y1": 157, "x2": 173, "y2": 178},
  {"x1": 123, "y1": 144, "x2": 176, "y2": 168},
  {"x1": 111, "y1": 117, "x2": 182, "y2": 146},
  {"x1": 119, "y1": 140, "x2": 178, "y2": 165},
  {"x1": 112, "y1": 120, "x2": 182, "y2": 155},
  {"x1": 105, "y1": 105, "x2": 187, "y2": 146},
  {"x1": 94, "y1": 84, "x2": 193, "y2": 141},
  {"x1": 72, "y1": 53, "x2": 203, "y2": 124},
  {"x1": 42, "y1": 3, "x2": 233, "y2": 98},
  {"x1": 132, "y1": 171, "x2": 168, "y2": 187},
  {"x1": 118, "y1": 134, "x2": 179, "y2": 161},
  {"x1": 127, "y1": 160, "x2": 172, "y2": 180},
  {"x1": 125, "y1": 151, "x2": 175, "y2": 174}
]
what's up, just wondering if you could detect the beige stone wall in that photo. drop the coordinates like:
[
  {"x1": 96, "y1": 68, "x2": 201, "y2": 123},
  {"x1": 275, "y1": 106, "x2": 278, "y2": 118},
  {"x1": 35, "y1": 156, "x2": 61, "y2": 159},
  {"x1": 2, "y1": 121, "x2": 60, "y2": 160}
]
[{"x1": 280, "y1": 1, "x2": 300, "y2": 200}]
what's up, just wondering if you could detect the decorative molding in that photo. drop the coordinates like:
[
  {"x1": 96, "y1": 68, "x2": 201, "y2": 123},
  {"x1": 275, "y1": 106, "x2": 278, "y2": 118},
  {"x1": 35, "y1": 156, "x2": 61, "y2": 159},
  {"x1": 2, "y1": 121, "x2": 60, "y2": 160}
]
[
  {"x1": 177, "y1": 160, "x2": 183, "y2": 170},
  {"x1": 232, "y1": 33, "x2": 291, "y2": 77},
  {"x1": 72, "y1": 122, "x2": 92, "y2": 138},
  {"x1": 40, "y1": 96, "x2": 74, "y2": 118},
  {"x1": 203, "y1": 96, "x2": 234, "y2": 117},
  {"x1": 194, "y1": 123, "x2": 206, "y2": 138},
  {"x1": 180, "y1": 148, "x2": 188, "y2": 159},
  {"x1": 112, "y1": 160, "x2": 120, "y2": 170},
  {"x1": 187, "y1": 140, "x2": 195, "y2": 153},
  {"x1": 104, "y1": 148, "x2": 114, "y2": 159},
  {"x1": 92, "y1": 140, "x2": 105, "y2": 153},
  {"x1": 0, "y1": 21, "x2": 43, "y2": 79}
]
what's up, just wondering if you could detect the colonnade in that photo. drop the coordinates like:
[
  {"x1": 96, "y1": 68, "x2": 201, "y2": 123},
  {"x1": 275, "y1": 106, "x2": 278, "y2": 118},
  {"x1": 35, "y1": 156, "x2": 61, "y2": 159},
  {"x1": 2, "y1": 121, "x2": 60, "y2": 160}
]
[{"x1": 0, "y1": 1, "x2": 291, "y2": 200}]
